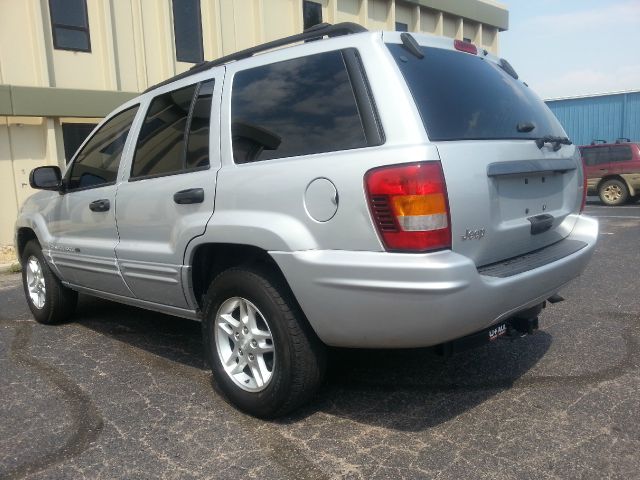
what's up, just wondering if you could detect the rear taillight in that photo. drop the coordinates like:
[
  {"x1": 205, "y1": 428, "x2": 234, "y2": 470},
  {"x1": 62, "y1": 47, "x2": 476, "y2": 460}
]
[
  {"x1": 580, "y1": 163, "x2": 587, "y2": 213},
  {"x1": 454, "y1": 39, "x2": 477, "y2": 55},
  {"x1": 365, "y1": 162, "x2": 451, "y2": 252}
]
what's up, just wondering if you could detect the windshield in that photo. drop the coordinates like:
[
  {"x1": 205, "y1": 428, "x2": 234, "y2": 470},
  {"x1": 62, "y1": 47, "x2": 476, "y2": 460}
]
[{"x1": 386, "y1": 43, "x2": 566, "y2": 142}]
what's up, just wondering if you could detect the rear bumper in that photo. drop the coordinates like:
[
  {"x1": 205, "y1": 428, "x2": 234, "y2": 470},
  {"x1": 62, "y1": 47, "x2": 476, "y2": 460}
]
[{"x1": 271, "y1": 214, "x2": 598, "y2": 348}]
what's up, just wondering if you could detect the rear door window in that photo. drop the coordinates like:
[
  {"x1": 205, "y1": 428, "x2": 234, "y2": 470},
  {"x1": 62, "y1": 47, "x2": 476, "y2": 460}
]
[
  {"x1": 581, "y1": 148, "x2": 598, "y2": 166},
  {"x1": 386, "y1": 43, "x2": 566, "y2": 142},
  {"x1": 230, "y1": 49, "x2": 375, "y2": 163},
  {"x1": 131, "y1": 79, "x2": 214, "y2": 179},
  {"x1": 596, "y1": 148, "x2": 611, "y2": 165},
  {"x1": 185, "y1": 80, "x2": 214, "y2": 170}
]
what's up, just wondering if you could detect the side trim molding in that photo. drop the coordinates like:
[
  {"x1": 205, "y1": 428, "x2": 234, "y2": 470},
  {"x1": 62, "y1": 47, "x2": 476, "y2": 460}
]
[{"x1": 64, "y1": 283, "x2": 201, "y2": 321}]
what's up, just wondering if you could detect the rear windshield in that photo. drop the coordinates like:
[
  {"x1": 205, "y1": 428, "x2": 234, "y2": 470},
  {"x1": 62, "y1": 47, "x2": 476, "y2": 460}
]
[{"x1": 386, "y1": 43, "x2": 565, "y2": 141}]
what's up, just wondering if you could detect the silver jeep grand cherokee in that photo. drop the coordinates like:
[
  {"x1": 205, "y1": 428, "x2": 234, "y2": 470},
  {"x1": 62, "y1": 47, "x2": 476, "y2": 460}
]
[{"x1": 15, "y1": 23, "x2": 598, "y2": 417}]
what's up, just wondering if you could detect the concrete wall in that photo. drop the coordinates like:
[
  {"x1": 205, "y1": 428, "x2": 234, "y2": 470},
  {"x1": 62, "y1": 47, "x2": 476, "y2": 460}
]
[
  {"x1": 0, "y1": 0, "x2": 505, "y2": 92},
  {"x1": 0, "y1": 0, "x2": 507, "y2": 245}
]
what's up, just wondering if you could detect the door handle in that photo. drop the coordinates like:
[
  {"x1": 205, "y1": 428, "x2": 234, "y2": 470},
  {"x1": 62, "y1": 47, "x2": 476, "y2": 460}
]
[
  {"x1": 89, "y1": 199, "x2": 110, "y2": 212},
  {"x1": 173, "y1": 188, "x2": 204, "y2": 204}
]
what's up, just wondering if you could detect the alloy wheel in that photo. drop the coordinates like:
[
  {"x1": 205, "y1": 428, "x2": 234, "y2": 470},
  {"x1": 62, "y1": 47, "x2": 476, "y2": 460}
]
[
  {"x1": 214, "y1": 297, "x2": 275, "y2": 392},
  {"x1": 26, "y1": 256, "x2": 46, "y2": 309}
]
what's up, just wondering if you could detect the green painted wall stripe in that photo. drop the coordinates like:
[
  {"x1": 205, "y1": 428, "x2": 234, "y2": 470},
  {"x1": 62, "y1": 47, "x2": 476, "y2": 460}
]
[
  {"x1": 0, "y1": 85, "x2": 12, "y2": 115},
  {"x1": 0, "y1": 85, "x2": 138, "y2": 117},
  {"x1": 404, "y1": 0, "x2": 509, "y2": 30}
]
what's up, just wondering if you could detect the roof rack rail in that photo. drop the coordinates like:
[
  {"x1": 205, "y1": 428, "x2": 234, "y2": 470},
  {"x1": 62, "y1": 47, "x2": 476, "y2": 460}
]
[
  {"x1": 615, "y1": 137, "x2": 630, "y2": 143},
  {"x1": 590, "y1": 139, "x2": 606, "y2": 145},
  {"x1": 143, "y1": 22, "x2": 368, "y2": 94}
]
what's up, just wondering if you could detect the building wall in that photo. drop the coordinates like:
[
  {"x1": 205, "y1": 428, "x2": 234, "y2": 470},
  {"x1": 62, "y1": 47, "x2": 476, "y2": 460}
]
[
  {"x1": 546, "y1": 91, "x2": 640, "y2": 147},
  {"x1": 0, "y1": 0, "x2": 507, "y2": 245}
]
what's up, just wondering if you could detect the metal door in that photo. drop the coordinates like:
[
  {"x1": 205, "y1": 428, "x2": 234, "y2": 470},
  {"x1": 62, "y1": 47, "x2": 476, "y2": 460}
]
[
  {"x1": 48, "y1": 104, "x2": 140, "y2": 295},
  {"x1": 114, "y1": 73, "x2": 222, "y2": 308}
]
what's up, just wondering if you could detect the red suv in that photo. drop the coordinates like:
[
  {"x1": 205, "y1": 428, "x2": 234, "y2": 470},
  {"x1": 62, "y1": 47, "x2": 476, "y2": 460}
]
[{"x1": 579, "y1": 139, "x2": 640, "y2": 205}]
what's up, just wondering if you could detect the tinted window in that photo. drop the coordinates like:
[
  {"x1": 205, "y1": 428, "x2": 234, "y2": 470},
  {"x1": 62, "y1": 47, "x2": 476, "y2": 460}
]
[
  {"x1": 132, "y1": 80, "x2": 214, "y2": 178},
  {"x1": 132, "y1": 85, "x2": 197, "y2": 178},
  {"x1": 231, "y1": 50, "x2": 368, "y2": 163},
  {"x1": 68, "y1": 106, "x2": 139, "y2": 190},
  {"x1": 48, "y1": 0, "x2": 91, "y2": 52},
  {"x1": 583, "y1": 146, "x2": 633, "y2": 165},
  {"x1": 595, "y1": 148, "x2": 610, "y2": 165},
  {"x1": 62, "y1": 123, "x2": 97, "y2": 164},
  {"x1": 581, "y1": 148, "x2": 600, "y2": 166},
  {"x1": 387, "y1": 44, "x2": 566, "y2": 141},
  {"x1": 303, "y1": 1, "x2": 322, "y2": 30},
  {"x1": 609, "y1": 145, "x2": 632, "y2": 162},
  {"x1": 172, "y1": 0, "x2": 204, "y2": 63},
  {"x1": 185, "y1": 80, "x2": 214, "y2": 170}
]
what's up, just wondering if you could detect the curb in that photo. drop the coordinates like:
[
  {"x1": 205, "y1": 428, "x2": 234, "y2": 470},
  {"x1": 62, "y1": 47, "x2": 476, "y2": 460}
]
[{"x1": 0, "y1": 262, "x2": 21, "y2": 274}]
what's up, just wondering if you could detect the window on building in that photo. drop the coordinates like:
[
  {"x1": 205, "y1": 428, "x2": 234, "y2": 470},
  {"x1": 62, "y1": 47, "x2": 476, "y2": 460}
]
[
  {"x1": 48, "y1": 0, "x2": 91, "y2": 52},
  {"x1": 395, "y1": 22, "x2": 409, "y2": 32},
  {"x1": 67, "y1": 106, "x2": 139, "y2": 190},
  {"x1": 231, "y1": 50, "x2": 370, "y2": 164},
  {"x1": 62, "y1": 123, "x2": 97, "y2": 164},
  {"x1": 303, "y1": 1, "x2": 322, "y2": 30},
  {"x1": 172, "y1": 0, "x2": 204, "y2": 63},
  {"x1": 463, "y1": 37, "x2": 472, "y2": 43},
  {"x1": 132, "y1": 80, "x2": 214, "y2": 179}
]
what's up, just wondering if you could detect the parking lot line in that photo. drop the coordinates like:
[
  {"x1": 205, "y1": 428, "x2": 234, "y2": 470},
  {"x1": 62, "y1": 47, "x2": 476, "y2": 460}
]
[{"x1": 588, "y1": 215, "x2": 640, "y2": 219}]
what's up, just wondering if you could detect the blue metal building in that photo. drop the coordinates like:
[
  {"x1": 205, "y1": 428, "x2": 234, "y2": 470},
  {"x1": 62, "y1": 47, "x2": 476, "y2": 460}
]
[{"x1": 545, "y1": 90, "x2": 640, "y2": 146}]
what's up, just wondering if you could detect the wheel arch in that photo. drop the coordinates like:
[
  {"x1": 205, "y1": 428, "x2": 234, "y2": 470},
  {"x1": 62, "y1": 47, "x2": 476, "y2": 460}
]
[
  {"x1": 597, "y1": 175, "x2": 632, "y2": 194},
  {"x1": 16, "y1": 227, "x2": 39, "y2": 263},
  {"x1": 619, "y1": 174, "x2": 637, "y2": 197},
  {"x1": 187, "y1": 242, "x2": 298, "y2": 313}
]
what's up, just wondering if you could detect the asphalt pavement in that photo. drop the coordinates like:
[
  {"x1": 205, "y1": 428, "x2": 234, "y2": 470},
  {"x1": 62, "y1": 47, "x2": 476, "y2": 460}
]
[{"x1": 1, "y1": 199, "x2": 639, "y2": 479}]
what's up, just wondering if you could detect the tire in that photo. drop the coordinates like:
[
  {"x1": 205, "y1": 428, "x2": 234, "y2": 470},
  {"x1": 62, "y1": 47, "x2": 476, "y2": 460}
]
[
  {"x1": 21, "y1": 240, "x2": 77, "y2": 324},
  {"x1": 598, "y1": 178, "x2": 629, "y2": 206},
  {"x1": 202, "y1": 267, "x2": 326, "y2": 418}
]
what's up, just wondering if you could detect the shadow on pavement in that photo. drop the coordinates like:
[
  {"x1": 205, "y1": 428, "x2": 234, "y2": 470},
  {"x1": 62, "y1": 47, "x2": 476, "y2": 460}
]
[
  {"x1": 75, "y1": 295, "x2": 207, "y2": 370},
  {"x1": 305, "y1": 331, "x2": 551, "y2": 431},
  {"x1": 76, "y1": 294, "x2": 551, "y2": 432}
]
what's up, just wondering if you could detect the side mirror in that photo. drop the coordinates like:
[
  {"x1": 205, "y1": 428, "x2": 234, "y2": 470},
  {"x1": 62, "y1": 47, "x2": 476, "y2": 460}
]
[{"x1": 29, "y1": 166, "x2": 62, "y2": 191}]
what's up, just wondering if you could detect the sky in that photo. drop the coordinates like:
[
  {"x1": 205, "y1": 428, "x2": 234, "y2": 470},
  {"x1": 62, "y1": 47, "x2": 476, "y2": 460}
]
[{"x1": 500, "y1": 0, "x2": 640, "y2": 99}]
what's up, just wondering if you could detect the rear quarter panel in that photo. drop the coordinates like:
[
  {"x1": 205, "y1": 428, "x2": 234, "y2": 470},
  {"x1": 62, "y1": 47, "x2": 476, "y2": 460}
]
[{"x1": 189, "y1": 32, "x2": 438, "y2": 254}]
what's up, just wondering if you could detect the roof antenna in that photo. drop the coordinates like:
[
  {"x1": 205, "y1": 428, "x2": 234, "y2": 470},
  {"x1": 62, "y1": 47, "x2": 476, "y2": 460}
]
[{"x1": 400, "y1": 33, "x2": 424, "y2": 59}]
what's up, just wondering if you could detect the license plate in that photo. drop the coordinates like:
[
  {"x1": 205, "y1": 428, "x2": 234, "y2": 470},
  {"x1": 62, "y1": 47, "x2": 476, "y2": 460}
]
[
  {"x1": 488, "y1": 323, "x2": 507, "y2": 341},
  {"x1": 497, "y1": 174, "x2": 563, "y2": 221}
]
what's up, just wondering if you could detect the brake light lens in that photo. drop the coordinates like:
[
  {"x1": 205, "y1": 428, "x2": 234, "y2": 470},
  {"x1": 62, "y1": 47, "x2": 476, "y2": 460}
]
[
  {"x1": 454, "y1": 39, "x2": 477, "y2": 55},
  {"x1": 365, "y1": 162, "x2": 451, "y2": 252}
]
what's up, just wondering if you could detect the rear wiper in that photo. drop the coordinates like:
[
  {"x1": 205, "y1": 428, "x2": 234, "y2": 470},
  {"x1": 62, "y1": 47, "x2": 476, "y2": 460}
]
[{"x1": 535, "y1": 136, "x2": 572, "y2": 151}]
